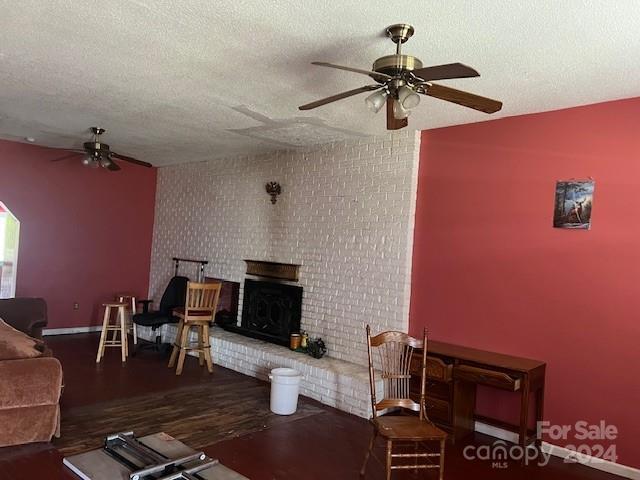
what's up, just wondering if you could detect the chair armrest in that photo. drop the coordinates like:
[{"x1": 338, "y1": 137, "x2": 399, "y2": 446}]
[
  {"x1": 0, "y1": 357, "x2": 63, "y2": 409},
  {"x1": 137, "y1": 299, "x2": 153, "y2": 314}
]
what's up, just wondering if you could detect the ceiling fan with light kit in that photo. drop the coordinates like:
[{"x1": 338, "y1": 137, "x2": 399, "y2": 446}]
[
  {"x1": 49, "y1": 127, "x2": 152, "y2": 171},
  {"x1": 299, "y1": 24, "x2": 503, "y2": 130}
]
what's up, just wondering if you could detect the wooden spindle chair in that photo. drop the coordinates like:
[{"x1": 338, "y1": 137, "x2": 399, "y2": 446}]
[
  {"x1": 361, "y1": 325, "x2": 447, "y2": 480},
  {"x1": 168, "y1": 281, "x2": 221, "y2": 375}
]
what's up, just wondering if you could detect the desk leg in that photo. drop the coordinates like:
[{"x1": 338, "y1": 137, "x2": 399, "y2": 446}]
[
  {"x1": 519, "y1": 375, "x2": 530, "y2": 449},
  {"x1": 535, "y1": 378, "x2": 545, "y2": 448}
]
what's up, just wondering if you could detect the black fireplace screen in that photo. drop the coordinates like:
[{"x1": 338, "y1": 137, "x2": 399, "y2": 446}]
[{"x1": 240, "y1": 279, "x2": 302, "y2": 346}]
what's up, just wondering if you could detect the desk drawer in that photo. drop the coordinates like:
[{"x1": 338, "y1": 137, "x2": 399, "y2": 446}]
[
  {"x1": 455, "y1": 365, "x2": 521, "y2": 391},
  {"x1": 425, "y1": 395, "x2": 451, "y2": 423},
  {"x1": 411, "y1": 355, "x2": 453, "y2": 382},
  {"x1": 426, "y1": 380, "x2": 450, "y2": 400},
  {"x1": 410, "y1": 378, "x2": 450, "y2": 400}
]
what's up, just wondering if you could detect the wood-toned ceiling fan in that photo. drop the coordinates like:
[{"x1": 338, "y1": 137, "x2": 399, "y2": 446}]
[
  {"x1": 50, "y1": 127, "x2": 152, "y2": 171},
  {"x1": 299, "y1": 24, "x2": 503, "y2": 130}
]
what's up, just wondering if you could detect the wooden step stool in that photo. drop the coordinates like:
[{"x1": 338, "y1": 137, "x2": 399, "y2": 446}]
[{"x1": 96, "y1": 302, "x2": 129, "y2": 363}]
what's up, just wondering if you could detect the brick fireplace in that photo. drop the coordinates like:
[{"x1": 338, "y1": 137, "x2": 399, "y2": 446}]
[{"x1": 147, "y1": 130, "x2": 420, "y2": 415}]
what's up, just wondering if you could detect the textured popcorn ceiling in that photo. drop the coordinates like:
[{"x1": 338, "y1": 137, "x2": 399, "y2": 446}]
[{"x1": 0, "y1": 1, "x2": 639, "y2": 166}]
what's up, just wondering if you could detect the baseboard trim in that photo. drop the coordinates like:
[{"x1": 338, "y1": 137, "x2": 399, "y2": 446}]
[
  {"x1": 474, "y1": 421, "x2": 640, "y2": 479},
  {"x1": 474, "y1": 421, "x2": 520, "y2": 444},
  {"x1": 541, "y1": 443, "x2": 640, "y2": 480},
  {"x1": 42, "y1": 326, "x2": 102, "y2": 336}
]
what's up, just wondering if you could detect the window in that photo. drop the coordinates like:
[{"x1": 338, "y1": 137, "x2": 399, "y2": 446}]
[{"x1": 0, "y1": 202, "x2": 20, "y2": 299}]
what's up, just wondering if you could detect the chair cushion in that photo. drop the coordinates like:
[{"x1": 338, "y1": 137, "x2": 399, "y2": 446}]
[
  {"x1": 132, "y1": 312, "x2": 177, "y2": 327},
  {"x1": 373, "y1": 416, "x2": 447, "y2": 441},
  {"x1": 0, "y1": 319, "x2": 45, "y2": 361}
]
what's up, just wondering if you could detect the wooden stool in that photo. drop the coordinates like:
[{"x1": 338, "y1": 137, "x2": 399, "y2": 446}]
[
  {"x1": 168, "y1": 282, "x2": 221, "y2": 375},
  {"x1": 115, "y1": 293, "x2": 137, "y2": 347},
  {"x1": 168, "y1": 318, "x2": 213, "y2": 375},
  {"x1": 96, "y1": 302, "x2": 129, "y2": 363}
]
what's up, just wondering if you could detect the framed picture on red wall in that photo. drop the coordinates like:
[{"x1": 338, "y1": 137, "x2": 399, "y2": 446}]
[{"x1": 553, "y1": 180, "x2": 595, "y2": 229}]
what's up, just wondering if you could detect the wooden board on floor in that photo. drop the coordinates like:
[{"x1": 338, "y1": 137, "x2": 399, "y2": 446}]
[{"x1": 55, "y1": 381, "x2": 324, "y2": 456}]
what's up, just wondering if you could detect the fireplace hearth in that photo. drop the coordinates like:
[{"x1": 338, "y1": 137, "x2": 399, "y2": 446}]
[{"x1": 224, "y1": 278, "x2": 302, "y2": 346}]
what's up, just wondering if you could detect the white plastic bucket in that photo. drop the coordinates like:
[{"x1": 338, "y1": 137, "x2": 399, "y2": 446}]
[{"x1": 269, "y1": 368, "x2": 302, "y2": 415}]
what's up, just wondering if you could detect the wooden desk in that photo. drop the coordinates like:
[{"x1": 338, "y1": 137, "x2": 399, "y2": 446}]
[{"x1": 410, "y1": 340, "x2": 546, "y2": 448}]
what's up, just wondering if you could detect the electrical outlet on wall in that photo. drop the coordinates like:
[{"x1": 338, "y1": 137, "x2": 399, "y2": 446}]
[{"x1": 73, "y1": 302, "x2": 79, "y2": 310}]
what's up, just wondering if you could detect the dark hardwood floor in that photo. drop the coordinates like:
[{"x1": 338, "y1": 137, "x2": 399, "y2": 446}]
[{"x1": 0, "y1": 334, "x2": 621, "y2": 479}]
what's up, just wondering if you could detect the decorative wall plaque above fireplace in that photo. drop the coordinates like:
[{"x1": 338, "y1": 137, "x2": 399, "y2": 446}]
[{"x1": 244, "y1": 260, "x2": 300, "y2": 282}]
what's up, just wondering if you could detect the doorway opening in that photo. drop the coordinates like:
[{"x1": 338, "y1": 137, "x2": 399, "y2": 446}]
[{"x1": 0, "y1": 202, "x2": 20, "y2": 298}]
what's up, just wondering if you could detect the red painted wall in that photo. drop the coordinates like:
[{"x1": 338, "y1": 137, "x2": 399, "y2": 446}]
[
  {"x1": 410, "y1": 97, "x2": 640, "y2": 468},
  {"x1": 0, "y1": 139, "x2": 157, "y2": 329}
]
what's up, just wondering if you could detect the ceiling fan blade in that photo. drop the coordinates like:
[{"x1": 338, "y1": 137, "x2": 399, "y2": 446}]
[
  {"x1": 386, "y1": 98, "x2": 408, "y2": 130},
  {"x1": 311, "y1": 62, "x2": 391, "y2": 83},
  {"x1": 111, "y1": 152, "x2": 153, "y2": 168},
  {"x1": 50, "y1": 151, "x2": 84, "y2": 162},
  {"x1": 299, "y1": 85, "x2": 380, "y2": 110},
  {"x1": 106, "y1": 159, "x2": 121, "y2": 171},
  {"x1": 422, "y1": 83, "x2": 502, "y2": 114},
  {"x1": 412, "y1": 63, "x2": 479, "y2": 81}
]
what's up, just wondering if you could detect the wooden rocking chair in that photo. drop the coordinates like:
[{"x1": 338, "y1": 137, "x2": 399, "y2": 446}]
[{"x1": 361, "y1": 325, "x2": 447, "y2": 479}]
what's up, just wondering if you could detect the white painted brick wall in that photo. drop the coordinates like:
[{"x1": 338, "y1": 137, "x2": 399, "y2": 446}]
[{"x1": 149, "y1": 130, "x2": 420, "y2": 366}]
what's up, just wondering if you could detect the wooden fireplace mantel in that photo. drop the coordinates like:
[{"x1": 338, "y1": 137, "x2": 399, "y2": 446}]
[{"x1": 243, "y1": 260, "x2": 300, "y2": 282}]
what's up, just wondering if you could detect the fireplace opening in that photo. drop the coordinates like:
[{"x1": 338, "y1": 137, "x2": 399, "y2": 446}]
[{"x1": 225, "y1": 278, "x2": 302, "y2": 346}]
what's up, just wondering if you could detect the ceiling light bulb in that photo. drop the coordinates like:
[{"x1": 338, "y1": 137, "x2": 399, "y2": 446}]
[
  {"x1": 99, "y1": 155, "x2": 112, "y2": 168},
  {"x1": 81, "y1": 154, "x2": 93, "y2": 166},
  {"x1": 82, "y1": 153, "x2": 99, "y2": 168},
  {"x1": 365, "y1": 89, "x2": 388, "y2": 113},
  {"x1": 393, "y1": 100, "x2": 411, "y2": 120},
  {"x1": 397, "y1": 86, "x2": 421, "y2": 109}
]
